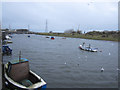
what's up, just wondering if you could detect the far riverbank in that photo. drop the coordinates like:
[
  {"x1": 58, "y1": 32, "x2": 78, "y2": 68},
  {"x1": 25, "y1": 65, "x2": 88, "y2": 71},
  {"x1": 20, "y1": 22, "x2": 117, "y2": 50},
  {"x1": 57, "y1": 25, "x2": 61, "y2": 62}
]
[{"x1": 36, "y1": 32, "x2": 119, "y2": 42}]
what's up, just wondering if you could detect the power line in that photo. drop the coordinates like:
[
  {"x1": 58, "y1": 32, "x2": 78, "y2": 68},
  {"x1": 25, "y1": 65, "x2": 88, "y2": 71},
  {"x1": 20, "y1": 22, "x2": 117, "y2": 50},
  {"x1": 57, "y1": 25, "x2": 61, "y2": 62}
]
[{"x1": 45, "y1": 19, "x2": 48, "y2": 33}]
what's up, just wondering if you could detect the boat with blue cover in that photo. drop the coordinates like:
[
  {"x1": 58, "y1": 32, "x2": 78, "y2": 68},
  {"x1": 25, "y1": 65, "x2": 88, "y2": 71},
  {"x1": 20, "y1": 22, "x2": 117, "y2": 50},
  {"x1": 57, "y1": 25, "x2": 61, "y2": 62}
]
[
  {"x1": 2, "y1": 45, "x2": 12, "y2": 55},
  {"x1": 4, "y1": 58, "x2": 47, "y2": 90},
  {"x1": 28, "y1": 35, "x2": 30, "y2": 37},
  {"x1": 51, "y1": 36, "x2": 55, "y2": 40}
]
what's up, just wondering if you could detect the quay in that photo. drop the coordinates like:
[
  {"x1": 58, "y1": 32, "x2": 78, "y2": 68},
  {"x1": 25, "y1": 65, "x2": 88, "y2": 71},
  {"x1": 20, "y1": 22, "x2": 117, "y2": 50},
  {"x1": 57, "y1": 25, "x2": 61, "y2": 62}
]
[{"x1": 0, "y1": 27, "x2": 2, "y2": 89}]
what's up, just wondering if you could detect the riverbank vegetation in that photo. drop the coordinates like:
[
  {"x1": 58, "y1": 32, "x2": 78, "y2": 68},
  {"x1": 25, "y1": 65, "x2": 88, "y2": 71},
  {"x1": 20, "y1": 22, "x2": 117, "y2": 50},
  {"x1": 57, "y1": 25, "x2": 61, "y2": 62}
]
[
  {"x1": 2, "y1": 29, "x2": 119, "y2": 41},
  {"x1": 36, "y1": 30, "x2": 120, "y2": 42}
]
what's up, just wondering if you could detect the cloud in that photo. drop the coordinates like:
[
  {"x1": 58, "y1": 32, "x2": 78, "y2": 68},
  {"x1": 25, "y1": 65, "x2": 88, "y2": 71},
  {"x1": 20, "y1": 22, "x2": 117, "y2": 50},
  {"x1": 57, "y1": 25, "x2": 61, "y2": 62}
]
[
  {"x1": 1, "y1": 0, "x2": 119, "y2": 2},
  {"x1": 2, "y1": 2, "x2": 118, "y2": 32}
]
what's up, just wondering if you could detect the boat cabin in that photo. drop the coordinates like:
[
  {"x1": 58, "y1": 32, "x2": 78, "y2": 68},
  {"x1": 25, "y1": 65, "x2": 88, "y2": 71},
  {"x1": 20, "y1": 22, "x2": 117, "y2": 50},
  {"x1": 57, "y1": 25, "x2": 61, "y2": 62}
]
[{"x1": 5, "y1": 58, "x2": 46, "y2": 89}]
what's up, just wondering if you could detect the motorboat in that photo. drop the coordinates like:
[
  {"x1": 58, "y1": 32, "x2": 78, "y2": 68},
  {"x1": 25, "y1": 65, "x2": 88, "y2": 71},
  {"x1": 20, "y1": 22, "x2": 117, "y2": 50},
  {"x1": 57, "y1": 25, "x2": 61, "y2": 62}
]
[{"x1": 79, "y1": 45, "x2": 98, "y2": 52}]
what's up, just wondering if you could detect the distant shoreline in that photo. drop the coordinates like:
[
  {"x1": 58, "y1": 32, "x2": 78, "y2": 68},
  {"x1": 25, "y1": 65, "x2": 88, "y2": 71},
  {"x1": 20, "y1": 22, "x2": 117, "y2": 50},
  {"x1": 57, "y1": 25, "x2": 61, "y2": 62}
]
[
  {"x1": 2, "y1": 29, "x2": 119, "y2": 42},
  {"x1": 36, "y1": 32, "x2": 119, "y2": 42}
]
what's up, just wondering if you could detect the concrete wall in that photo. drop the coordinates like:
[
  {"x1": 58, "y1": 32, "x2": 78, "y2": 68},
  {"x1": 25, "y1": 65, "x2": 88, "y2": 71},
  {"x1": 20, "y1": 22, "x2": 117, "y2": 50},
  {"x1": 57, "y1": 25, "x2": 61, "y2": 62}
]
[
  {"x1": 0, "y1": 0, "x2": 2, "y2": 88},
  {"x1": 0, "y1": 25, "x2": 2, "y2": 89}
]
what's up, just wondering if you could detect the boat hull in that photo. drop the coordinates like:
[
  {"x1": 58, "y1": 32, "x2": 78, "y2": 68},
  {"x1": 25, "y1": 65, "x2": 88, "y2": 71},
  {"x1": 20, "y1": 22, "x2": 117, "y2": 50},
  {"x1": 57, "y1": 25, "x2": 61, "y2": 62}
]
[
  {"x1": 4, "y1": 70, "x2": 47, "y2": 90},
  {"x1": 79, "y1": 45, "x2": 98, "y2": 52}
]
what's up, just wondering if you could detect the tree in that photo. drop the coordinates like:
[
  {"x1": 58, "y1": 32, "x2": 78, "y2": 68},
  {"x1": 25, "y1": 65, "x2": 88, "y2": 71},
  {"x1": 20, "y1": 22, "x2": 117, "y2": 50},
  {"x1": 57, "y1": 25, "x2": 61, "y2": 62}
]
[
  {"x1": 64, "y1": 29, "x2": 74, "y2": 33},
  {"x1": 49, "y1": 31, "x2": 53, "y2": 33},
  {"x1": 77, "y1": 30, "x2": 82, "y2": 34}
]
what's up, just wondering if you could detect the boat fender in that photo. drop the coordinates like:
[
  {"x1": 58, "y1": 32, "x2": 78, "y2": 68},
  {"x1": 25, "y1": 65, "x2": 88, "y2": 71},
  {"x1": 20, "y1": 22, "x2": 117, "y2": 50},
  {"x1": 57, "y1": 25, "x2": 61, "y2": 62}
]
[{"x1": 5, "y1": 81, "x2": 8, "y2": 85}]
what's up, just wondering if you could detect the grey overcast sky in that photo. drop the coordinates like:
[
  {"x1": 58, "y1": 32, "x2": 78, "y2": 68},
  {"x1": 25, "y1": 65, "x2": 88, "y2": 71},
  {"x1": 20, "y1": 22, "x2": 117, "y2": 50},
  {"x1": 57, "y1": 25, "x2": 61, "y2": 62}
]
[{"x1": 2, "y1": 2, "x2": 118, "y2": 32}]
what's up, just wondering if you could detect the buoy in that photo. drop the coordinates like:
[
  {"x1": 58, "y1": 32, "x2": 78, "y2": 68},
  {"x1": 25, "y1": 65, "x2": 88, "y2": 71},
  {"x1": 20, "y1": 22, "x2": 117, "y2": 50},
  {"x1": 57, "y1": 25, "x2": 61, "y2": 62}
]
[
  {"x1": 109, "y1": 53, "x2": 111, "y2": 55},
  {"x1": 99, "y1": 50, "x2": 102, "y2": 52},
  {"x1": 64, "y1": 62, "x2": 66, "y2": 65},
  {"x1": 101, "y1": 67, "x2": 104, "y2": 72}
]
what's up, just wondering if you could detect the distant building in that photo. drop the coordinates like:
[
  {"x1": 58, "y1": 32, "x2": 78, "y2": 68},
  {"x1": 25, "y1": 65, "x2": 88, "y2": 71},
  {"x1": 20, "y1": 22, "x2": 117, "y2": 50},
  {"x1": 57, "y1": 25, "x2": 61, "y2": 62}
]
[
  {"x1": 2, "y1": 29, "x2": 9, "y2": 32},
  {"x1": 16, "y1": 29, "x2": 29, "y2": 34}
]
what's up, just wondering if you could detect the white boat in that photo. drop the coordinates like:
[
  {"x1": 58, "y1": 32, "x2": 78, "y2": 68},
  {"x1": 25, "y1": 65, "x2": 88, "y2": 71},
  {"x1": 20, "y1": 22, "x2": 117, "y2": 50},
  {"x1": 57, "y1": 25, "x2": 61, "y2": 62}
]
[
  {"x1": 4, "y1": 58, "x2": 47, "y2": 89},
  {"x1": 5, "y1": 35, "x2": 11, "y2": 40},
  {"x1": 79, "y1": 45, "x2": 98, "y2": 52}
]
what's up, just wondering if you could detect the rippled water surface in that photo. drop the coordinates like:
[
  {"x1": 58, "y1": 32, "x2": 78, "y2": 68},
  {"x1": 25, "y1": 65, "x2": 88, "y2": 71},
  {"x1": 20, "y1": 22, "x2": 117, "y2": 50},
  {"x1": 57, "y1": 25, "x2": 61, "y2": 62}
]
[{"x1": 3, "y1": 34, "x2": 118, "y2": 88}]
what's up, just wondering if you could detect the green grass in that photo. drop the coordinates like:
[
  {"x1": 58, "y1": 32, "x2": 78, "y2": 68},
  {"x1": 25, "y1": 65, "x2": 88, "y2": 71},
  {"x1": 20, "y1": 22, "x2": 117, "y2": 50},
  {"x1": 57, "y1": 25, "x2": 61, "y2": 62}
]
[{"x1": 36, "y1": 33, "x2": 119, "y2": 42}]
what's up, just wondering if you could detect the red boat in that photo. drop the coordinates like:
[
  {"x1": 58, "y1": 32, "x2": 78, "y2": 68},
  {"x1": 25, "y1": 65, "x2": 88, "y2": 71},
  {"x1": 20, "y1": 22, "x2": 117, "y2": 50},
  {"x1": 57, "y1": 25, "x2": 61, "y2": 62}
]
[{"x1": 51, "y1": 37, "x2": 55, "y2": 40}]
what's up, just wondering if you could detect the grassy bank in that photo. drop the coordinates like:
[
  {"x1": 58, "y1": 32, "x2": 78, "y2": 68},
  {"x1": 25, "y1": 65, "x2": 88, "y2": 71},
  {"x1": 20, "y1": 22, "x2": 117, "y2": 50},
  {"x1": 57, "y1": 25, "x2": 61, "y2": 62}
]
[{"x1": 36, "y1": 33, "x2": 119, "y2": 42}]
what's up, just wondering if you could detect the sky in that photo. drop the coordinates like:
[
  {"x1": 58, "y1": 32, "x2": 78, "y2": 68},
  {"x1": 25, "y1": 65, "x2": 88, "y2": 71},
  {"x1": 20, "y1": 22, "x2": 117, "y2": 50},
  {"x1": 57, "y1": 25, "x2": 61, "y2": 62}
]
[{"x1": 1, "y1": 1, "x2": 118, "y2": 33}]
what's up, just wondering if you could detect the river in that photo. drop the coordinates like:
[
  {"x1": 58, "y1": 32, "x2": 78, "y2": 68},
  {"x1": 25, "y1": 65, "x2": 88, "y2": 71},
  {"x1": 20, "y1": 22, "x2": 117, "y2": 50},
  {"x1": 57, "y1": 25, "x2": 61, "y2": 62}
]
[{"x1": 3, "y1": 34, "x2": 118, "y2": 88}]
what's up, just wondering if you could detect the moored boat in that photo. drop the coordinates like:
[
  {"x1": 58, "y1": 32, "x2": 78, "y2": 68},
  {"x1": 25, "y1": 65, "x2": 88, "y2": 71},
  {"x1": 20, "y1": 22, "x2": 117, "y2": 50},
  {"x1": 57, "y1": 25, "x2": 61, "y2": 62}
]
[
  {"x1": 79, "y1": 45, "x2": 98, "y2": 52},
  {"x1": 5, "y1": 35, "x2": 11, "y2": 40},
  {"x1": 51, "y1": 37, "x2": 55, "y2": 40},
  {"x1": 28, "y1": 35, "x2": 30, "y2": 37},
  {"x1": 4, "y1": 58, "x2": 47, "y2": 90},
  {"x1": 4, "y1": 40, "x2": 13, "y2": 44},
  {"x1": 46, "y1": 36, "x2": 49, "y2": 38},
  {"x1": 2, "y1": 45, "x2": 12, "y2": 55}
]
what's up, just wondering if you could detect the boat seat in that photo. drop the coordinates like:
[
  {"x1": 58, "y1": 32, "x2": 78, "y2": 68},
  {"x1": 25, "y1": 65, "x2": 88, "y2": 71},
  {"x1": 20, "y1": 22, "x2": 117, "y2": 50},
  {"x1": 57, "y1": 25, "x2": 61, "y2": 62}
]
[{"x1": 20, "y1": 79, "x2": 33, "y2": 87}]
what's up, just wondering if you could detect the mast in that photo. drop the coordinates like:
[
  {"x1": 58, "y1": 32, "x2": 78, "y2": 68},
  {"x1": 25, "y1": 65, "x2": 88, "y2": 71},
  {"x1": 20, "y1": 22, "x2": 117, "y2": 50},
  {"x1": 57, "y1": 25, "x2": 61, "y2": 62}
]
[
  {"x1": 78, "y1": 25, "x2": 80, "y2": 31},
  {"x1": 9, "y1": 24, "x2": 11, "y2": 31},
  {"x1": 19, "y1": 51, "x2": 21, "y2": 62},
  {"x1": 28, "y1": 25, "x2": 30, "y2": 31}
]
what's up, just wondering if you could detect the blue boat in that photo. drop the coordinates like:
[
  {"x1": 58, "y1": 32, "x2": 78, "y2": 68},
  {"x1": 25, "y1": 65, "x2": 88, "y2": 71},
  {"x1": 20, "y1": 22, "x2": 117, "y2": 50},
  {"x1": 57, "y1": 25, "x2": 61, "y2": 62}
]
[
  {"x1": 2, "y1": 45, "x2": 12, "y2": 55},
  {"x1": 4, "y1": 58, "x2": 47, "y2": 90},
  {"x1": 28, "y1": 35, "x2": 30, "y2": 37}
]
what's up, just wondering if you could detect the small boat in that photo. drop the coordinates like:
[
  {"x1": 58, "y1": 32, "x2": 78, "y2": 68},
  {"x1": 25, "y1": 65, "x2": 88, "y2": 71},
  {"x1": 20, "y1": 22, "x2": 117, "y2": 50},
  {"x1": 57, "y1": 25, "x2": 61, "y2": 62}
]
[
  {"x1": 79, "y1": 45, "x2": 98, "y2": 52},
  {"x1": 2, "y1": 40, "x2": 13, "y2": 45},
  {"x1": 28, "y1": 35, "x2": 30, "y2": 37},
  {"x1": 9, "y1": 35, "x2": 12, "y2": 38},
  {"x1": 62, "y1": 37, "x2": 66, "y2": 39},
  {"x1": 2, "y1": 45, "x2": 12, "y2": 55},
  {"x1": 6, "y1": 41, "x2": 13, "y2": 43},
  {"x1": 4, "y1": 40, "x2": 13, "y2": 44},
  {"x1": 51, "y1": 37, "x2": 55, "y2": 40},
  {"x1": 5, "y1": 35, "x2": 11, "y2": 40},
  {"x1": 4, "y1": 58, "x2": 47, "y2": 89},
  {"x1": 46, "y1": 36, "x2": 49, "y2": 38}
]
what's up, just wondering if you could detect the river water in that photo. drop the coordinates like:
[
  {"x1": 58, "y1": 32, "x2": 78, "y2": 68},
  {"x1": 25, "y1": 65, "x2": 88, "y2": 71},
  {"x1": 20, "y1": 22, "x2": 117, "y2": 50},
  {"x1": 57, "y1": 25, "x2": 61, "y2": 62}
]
[{"x1": 3, "y1": 34, "x2": 118, "y2": 88}]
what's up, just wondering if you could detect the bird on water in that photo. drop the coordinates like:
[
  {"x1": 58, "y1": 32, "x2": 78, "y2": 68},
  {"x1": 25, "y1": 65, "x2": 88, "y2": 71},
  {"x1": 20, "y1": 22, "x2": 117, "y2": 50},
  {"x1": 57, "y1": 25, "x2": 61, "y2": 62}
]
[{"x1": 101, "y1": 67, "x2": 104, "y2": 72}]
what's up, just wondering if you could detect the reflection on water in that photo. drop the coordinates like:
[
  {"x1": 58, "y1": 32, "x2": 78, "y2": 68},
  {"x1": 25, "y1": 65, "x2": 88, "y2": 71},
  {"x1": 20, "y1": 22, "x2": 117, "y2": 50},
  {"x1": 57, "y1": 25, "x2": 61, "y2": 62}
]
[{"x1": 3, "y1": 34, "x2": 118, "y2": 88}]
